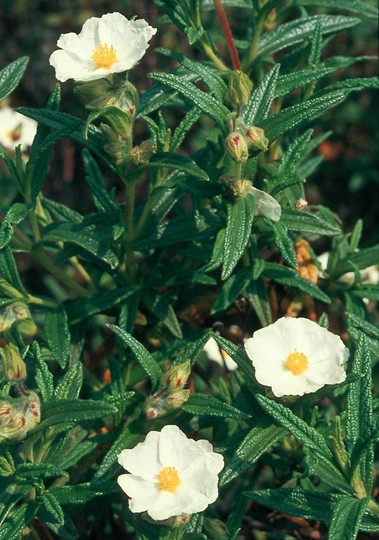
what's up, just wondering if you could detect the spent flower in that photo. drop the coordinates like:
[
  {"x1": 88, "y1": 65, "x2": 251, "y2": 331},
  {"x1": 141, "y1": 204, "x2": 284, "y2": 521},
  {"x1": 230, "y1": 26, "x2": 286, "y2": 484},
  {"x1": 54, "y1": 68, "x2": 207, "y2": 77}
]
[
  {"x1": 118, "y1": 425, "x2": 224, "y2": 521},
  {"x1": 49, "y1": 12, "x2": 157, "y2": 82},
  {"x1": 244, "y1": 317, "x2": 348, "y2": 397}
]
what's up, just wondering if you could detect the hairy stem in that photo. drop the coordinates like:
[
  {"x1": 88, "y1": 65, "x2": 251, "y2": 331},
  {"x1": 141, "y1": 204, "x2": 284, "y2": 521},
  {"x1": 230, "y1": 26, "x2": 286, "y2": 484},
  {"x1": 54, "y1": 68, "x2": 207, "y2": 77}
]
[{"x1": 213, "y1": 0, "x2": 242, "y2": 71}]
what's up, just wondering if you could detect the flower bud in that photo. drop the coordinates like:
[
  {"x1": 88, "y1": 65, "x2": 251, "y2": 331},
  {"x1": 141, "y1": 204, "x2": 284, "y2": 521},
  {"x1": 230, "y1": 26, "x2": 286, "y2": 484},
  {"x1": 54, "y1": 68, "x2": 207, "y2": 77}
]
[
  {"x1": 225, "y1": 132, "x2": 249, "y2": 162},
  {"x1": 245, "y1": 126, "x2": 269, "y2": 152},
  {"x1": 73, "y1": 78, "x2": 112, "y2": 108},
  {"x1": 162, "y1": 360, "x2": 191, "y2": 390},
  {"x1": 0, "y1": 402, "x2": 27, "y2": 442},
  {"x1": 220, "y1": 175, "x2": 251, "y2": 199},
  {"x1": 0, "y1": 343, "x2": 27, "y2": 382},
  {"x1": 127, "y1": 140, "x2": 157, "y2": 167},
  {"x1": 226, "y1": 71, "x2": 253, "y2": 108},
  {"x1": 100, "y1": 124, "x2": 130, "y2": 165},
  {"x1": 165, "y1": 389, "x2": 190, "y2": 409},
  {"x1": 20, "y1": 391, "x2": 41, "y2": 430}
]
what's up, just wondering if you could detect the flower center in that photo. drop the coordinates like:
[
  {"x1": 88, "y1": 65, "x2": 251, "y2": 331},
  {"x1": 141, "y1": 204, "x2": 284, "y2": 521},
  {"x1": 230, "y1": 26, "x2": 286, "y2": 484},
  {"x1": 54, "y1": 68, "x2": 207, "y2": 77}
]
[
  {"x1": 92, "y1": 43, "x2": 118, "y2": 69},
  {"x1": 284, "y1": 350, "x2": 309, "y2": 375},
  {"x1": 157, "y1": 466, "x2": 181, "y2": 493}
]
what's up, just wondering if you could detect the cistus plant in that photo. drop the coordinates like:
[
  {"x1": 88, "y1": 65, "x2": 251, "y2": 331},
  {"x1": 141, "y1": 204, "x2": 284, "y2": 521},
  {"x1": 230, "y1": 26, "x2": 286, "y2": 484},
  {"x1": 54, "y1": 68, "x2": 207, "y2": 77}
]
[{"x1": 0, "y1": 1, "x2": 378, "y2": 539}]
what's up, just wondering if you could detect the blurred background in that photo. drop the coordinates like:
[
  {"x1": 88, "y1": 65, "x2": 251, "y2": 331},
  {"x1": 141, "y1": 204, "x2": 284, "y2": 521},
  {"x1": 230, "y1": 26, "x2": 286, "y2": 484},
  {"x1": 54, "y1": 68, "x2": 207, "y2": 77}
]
[{"x1": 0, "y1": 0, "x2": 378, "y2": 245}]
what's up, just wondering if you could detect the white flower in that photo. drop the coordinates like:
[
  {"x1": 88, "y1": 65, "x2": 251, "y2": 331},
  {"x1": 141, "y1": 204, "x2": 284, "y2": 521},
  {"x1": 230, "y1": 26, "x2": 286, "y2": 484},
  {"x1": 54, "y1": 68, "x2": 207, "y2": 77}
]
[
  {"x1": 244, "y1": 317, "x2": 348, "y2": 397},
  {"x1": 117, "y1": 425, "x2": 224, "y2": 521},
  {"x1": 0, "y1": 107, "x2": 37, "y2": 151},
  {"x1": 203, "y1": 337, "x2": 238, "y2": 371},
  {"x1": 49, "y1": 12, "x2": 157, "y2": 82},
  {"x1": 249, "y1": 186, "x2": 281, "y2": 222}
]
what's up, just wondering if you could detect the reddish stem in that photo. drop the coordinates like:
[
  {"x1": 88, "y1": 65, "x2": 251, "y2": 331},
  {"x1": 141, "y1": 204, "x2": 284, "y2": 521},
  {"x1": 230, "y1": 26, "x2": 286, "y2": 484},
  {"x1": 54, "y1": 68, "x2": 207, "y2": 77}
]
[{"x1": 213, "y1": 0, "x2": 242, "y2": 71}]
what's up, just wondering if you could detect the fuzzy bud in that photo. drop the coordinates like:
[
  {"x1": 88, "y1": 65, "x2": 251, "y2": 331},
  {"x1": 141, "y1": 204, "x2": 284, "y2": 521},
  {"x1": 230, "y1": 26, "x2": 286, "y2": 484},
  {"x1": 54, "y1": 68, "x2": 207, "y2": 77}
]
[
  {"x1": 0, "y1": 402, "x2": 27, "y2": 442},
  {"x1": 245, "y1": 126, "x2": 269, "y2": 152},
  {"x1": 225, "y1": 132, "x2": 249, "y2": 162},
  {"x1": 0, "y1": 343, "x2": 27, "y2": 382},
  {"x1": 226, "y1": 71, "x2": 253, "y2": 108},
  {"x1": 220, "y1": 175, "x2": 251, "y2": 199},
  {"x1": 165, "y1": 389, "x2": 190, "y2": 409},
  {"x1": 162, "y1": 360, "x2": 191, "y2": 390},
  {"x1": 127, "y1": 140, "x2": 157, "y2": 167}
]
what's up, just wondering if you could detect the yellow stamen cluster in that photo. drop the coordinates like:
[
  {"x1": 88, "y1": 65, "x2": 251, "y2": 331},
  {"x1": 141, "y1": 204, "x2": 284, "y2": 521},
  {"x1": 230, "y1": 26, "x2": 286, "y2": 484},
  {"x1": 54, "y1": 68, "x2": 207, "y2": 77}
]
[
  {"x1": 284, "y1": 350, "x2": 309, "y2": 375},
  {"x1": 92, "y1": 43, "x2": 118, "y2": 69},
  {"x1": 157, "y1": 466, "x2": 181, "y2": 493}
]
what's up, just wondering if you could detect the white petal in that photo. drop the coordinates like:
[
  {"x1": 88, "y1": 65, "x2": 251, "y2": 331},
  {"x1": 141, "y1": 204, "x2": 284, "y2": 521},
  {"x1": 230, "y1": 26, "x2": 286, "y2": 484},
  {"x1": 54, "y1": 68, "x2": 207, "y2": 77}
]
[
  {"x1": 203, "y1": 337, "x2": 238, "y2": 370},
  {"x1": 249, "y1": 186, "x2": 281, "y2": 221}
]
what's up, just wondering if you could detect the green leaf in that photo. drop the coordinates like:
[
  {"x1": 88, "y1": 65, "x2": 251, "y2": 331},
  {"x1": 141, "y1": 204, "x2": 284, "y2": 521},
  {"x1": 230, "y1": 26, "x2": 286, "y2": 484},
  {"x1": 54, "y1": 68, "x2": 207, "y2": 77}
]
[
  {"x1": 347, "y1": 312, "x2": 379, "y2": 341},
  {"x1": 334, "y1": 245, "x2": 379, "y2": 277},
  {"x1": 0, "y1": 500, "x2": 38, "y2": 540},
  {"x1": 244, "y1": 488, "x2": 342, "y2": 524},
  {"x1": 220, "y1": 423, "x2": 286, "y2": 485},
  {"x1": 246, "y1": 277, "x2": 273, "y2": 326},
  {"x1": 257, "y1": 15, "x2": 360, "y2": 58},
  {"x1": 133, "y1": 209, "x2": 221, "y2": 251},
  {"x1": 44, "y1": 309, "x2": 70, "y2": 368},
  {"x1": 18, "y1": 107, "x2": 115, "y2": 169},
  {"x1": 315, "y1": 77, "x2": 379, "y2": 97},
  {"x1": 271, "y1": 221, "x2": 298, "y2": 268},
  {"x1": 82, "y1": 149, "x2": 121, "y2": 222},
  {"x1": 347, "y1": 334, "x2": 373, "y2": 493},
  {"x1": 16, "y1": 462, "x2": 68, "y2": 481},
  {"x1": 54, "y1": 362, "x2": 83, "y2": 400},
  {"x1": 328, "y1": 496, "x2": 370, "y2": 540},
  {"x1": 296, "y1": 0, "x2": 378, "y2": 19},
  {"x1": 263, "y1": 261, "x2": 331, "y2": 303},
  {"x1": 107, "y1": 324, "x2": 162, "y2": 388},
  {"x1": 0, "y1": 203, "x2": 29, "y2": 249},
  {"x1": 212, "y1": 268, "x2": 251, "y2": 314},
  {"x1": 243, "y1": 65, "x2": 280, "y2": 124},
  {"x1": 124, "y1": 152, "x2": 209, "y2": 182},
  {"x1": 0, "y1": 245, "x2": 28, "y2": 295},
  {"x1": 32, "y1": 342, "x2": 54, "y2": 402},
  {"x1": 0, "y1": 57, "x2": 29, "y2": 101},
  {"x1": 51, "y1": 483, "x2": 110, "y2": 505},
  {"x1": 260, "y1": 92, "x2": 346, "y2": 142},
  {"x1": 31, "y1": 400, "x2": 117, "y2": 434},
  {"x1": 143, "y1": 292, "x2": 182, "y2": 339},
  {"x1": 256, "y1": 394, "x2": 332, "y2": 457},
  {"x1": 280, "y1": 209, "x2": 341, "y2": 235},
  {"x1": 149, "y1": 73, "x2": 230, "y2": 128},
  {"x1": 222, "y1": 194, "x2": 255, "y2": 280},
  {"x1": 41, "y1": 222, "x2": 119, "y2": 269},
  {"x1": 65, "y1": 287, "x2": 138, "y2": 325},
  {"x1": 182, "y1": 394, "x2": 250, "y2": 419},
  {"x1": 212, "y1": 334, "x2": 256, "y2": 386},
  {"x1": 39, "y1": 492, "x2": 65, "y2": 525}
]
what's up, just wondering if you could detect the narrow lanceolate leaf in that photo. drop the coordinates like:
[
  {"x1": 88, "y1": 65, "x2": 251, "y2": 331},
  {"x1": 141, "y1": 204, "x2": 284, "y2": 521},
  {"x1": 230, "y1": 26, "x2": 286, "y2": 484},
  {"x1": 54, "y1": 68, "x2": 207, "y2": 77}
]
[
  {"x1": 33, "y1": 400, "x2": 117, "y2": 434},
  {"x1": 334, "y1": 245, "x2": 379, "y2": 277},
  {"x1": 244, "y1": 488, "x2": 343, "y2": 524},
  {"x1": 107, "y1": 324, "x2": 162, "y2": 388},
  {"x1": 263, "y1": 262, "x2": 331, "y2": 303},
  {"x1": 347, "y1": 334, "x2": 373, "y2": 493},
  {"x1": 32, "y1": 342, "x2": 54, "y2": 402},
  {"x1": 271, "y1": 221, "x2": 298, "y2": 268},
  {"x1": 39, "y1": 492, "x2": 65, "y2": 525},
  {"x1": 143, "y1": 292, "x2": 182, "y2": 339},
  {"x1": 149, "y1": 73, "x2": 230, "y2": 128},
  {"x1": 0, "y1": 501, "x2": 38, "y2": 540},
  {"x1": 315, "y1": 77, "x2": 379, "y2": 97},
  {"x1": 0, "y1": 203, "x2": 29, "y2": 249},
  {"x1": 274, "y1": 66, "x2": 338, "y2": 98},
  {"x1": 280, "y1": 209, "x2": 341, "y2": 235},
  {"x1": 328, "y1": 496, "x2": 370, "y2": 540},
  {"x1": 182, "y1": 394, "x2": 250, "y2": 420},
  {"x1": 41, "y1": 222, "x2": 119, "y2": 269},
  {"x1": 54, "y1": 362, "x2": 83, "y2": 400},
  {"x1": 0, "y1": 245, "x2": 28, "y2": 295},
  {"x1": 220, "y1": 423, "x2": 286, "y2": 485},
  {"x1": 82, "y1": 149, "x2": 120, "y2": 221},
  {"x1": 44, "y1": 309, "x2": 70, "y2": 368},
  {"x1": 222, "y1": 194, "x2": 255, "y2": 280},
  {"x1": 123, "y1": 152, "x2": 209, "y2": 182},
  {"x1": 0, "y1": 56, "x2": 29, "y2": 101},
  {"x1": 247, "y1": 276, "x2": 273, "y2": 327},
  {"x1": 243, "y1": 65, "x2": 280, "y2": 124},
  {"x1": 256, "y1": 394, "x2": 332, "y2": 457},
  {"x1": 257, "y1": 15, "x2": 360, "y2": 58},
  {"x1": 296, "y1": 0, "x2": 378, "y2": 20},
  {"x1": 260, "y1": 92, "x2": 346, "y2": 142},
  {"x1": 65, "y1": 287, "x2": 138, "y2": 324}
]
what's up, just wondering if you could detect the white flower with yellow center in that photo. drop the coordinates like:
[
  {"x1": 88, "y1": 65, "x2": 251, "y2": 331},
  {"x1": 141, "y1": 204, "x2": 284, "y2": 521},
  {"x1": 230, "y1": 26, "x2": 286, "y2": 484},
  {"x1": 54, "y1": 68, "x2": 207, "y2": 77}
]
[
  {"x1": 0, "y1": 107, "x2": 37, "y2": 151},
  {"x1": 117, "y1": 425, "x2": 224, "y2": 521},
  {"x1": 49, "y1": 12, "x2": 157, "y2": 82},
  {"x1": 244, "y1": 317, "x2": 349, "y2": 397}
]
